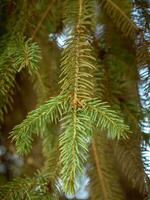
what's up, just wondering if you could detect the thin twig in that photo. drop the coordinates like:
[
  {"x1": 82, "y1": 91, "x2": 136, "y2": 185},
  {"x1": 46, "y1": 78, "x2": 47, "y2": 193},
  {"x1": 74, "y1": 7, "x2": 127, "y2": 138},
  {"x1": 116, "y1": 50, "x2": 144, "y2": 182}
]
[{"x1": 31, "y1": 0, "x2": 55, "y2": 40}]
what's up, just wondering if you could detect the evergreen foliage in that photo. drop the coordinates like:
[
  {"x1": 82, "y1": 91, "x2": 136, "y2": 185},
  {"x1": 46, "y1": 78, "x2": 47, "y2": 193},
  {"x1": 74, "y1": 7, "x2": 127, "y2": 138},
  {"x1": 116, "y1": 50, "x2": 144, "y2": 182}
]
[
  {"x1": 89, "y1": 134, "x2": 126, "y2": 200},
  {"x1": 0, "y1": 36, "x2": 41, "y2": 122},
  {"x1": 0, "y1": 0, "x2": 149, "y2": 199}
]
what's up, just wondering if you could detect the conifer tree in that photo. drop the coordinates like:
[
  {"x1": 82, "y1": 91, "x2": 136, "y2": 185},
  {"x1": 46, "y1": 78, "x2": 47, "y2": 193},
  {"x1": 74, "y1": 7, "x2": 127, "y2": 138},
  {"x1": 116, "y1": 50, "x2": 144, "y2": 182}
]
[{"x1": 0, "y1": 0, "x2": 149, "y2": 199}]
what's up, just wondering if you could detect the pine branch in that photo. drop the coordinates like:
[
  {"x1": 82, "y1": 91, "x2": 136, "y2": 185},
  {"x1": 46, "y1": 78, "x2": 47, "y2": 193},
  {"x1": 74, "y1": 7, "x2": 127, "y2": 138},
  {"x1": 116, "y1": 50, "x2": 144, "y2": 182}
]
[
  {"x1": 94, "y1": 50, "x2": 149, "y2": 194},
  {"x1": 89, "y1": 134, "x2": 126, "y2": 200},
  {"x1": 3, "y1": 125, "x2": 60, "y2": 199},
  {"x1": 0, "y1": 39, "x2": 19, "y2": 121},
  {"x1": 114, "y1": 140, "x2": 148, "y2": 195},
  {"x1": 99, "y1": 0, "x2": 139, "y2": 39},
  {"x1": 0, "y1": 172, "x2": 59, "y2": 200},
  {"x1": 99, "y1": 0, "x2": 150, "y2": 73},
  {"x1": 58, "y1": 0, "x2": 95, "y2": 193},
  {"x1": 10, "y1": 95, "x2": 65, "y2": 155},
  {"x1": 120, "y1": 103, "x2": 150, "y2": 194},
  {"x1": 60, "y1": 0, "x2": 95, "y2": 101},
  {"x1": 16, "y1": 38, "x2": 41, "y2": 75},
  {"x1": 0, "y1": 177, "x2": 35, "y2": 200},
  {"x1": 0, "y1": 37, "x2": 41, "y2": 121},
  {"x1": 59, "y1": 108, "x2": 92, "y2": 194},
  {"x1": 0, "y1": 1, "x2": 41, "y2": 121},
  {"x1": 84, "y1": 98, "x2": 130, "y2": 139}
]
